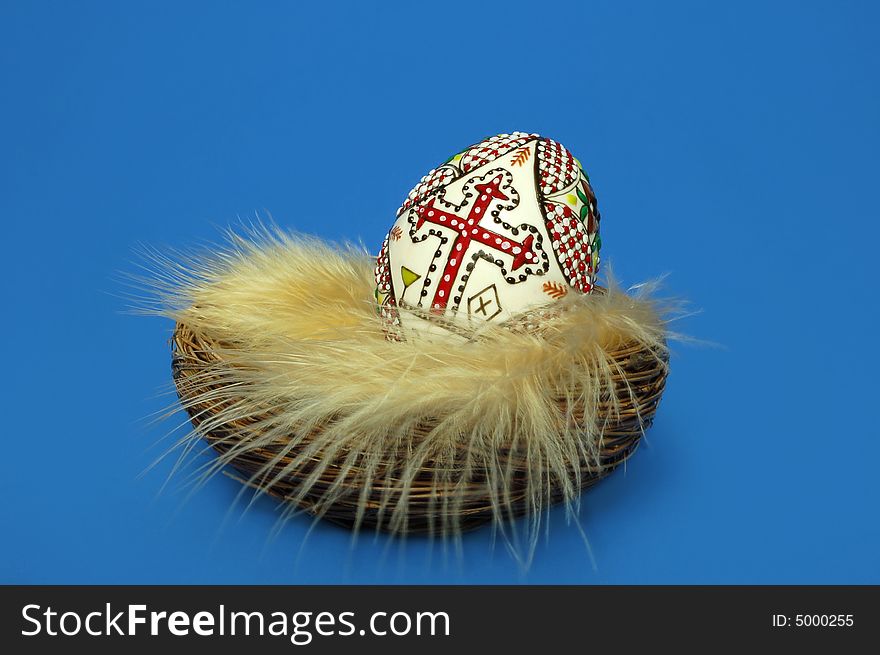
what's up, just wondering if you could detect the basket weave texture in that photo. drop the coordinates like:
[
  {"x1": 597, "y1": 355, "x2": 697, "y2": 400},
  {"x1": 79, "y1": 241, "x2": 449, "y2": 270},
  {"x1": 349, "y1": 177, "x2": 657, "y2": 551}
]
[{"x1": 171, "y1": 320, "x2": 668, "y2": 534}]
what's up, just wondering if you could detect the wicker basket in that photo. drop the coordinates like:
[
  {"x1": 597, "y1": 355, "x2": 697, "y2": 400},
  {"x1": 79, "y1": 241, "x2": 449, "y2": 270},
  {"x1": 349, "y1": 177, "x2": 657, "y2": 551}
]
[{"x1": 171, "y1": 318, "x2": 668, "y2": 535}]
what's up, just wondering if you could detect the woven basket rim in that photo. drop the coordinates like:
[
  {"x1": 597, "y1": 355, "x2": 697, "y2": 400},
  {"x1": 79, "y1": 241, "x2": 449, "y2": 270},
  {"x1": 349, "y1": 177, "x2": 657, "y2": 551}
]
[{"x1": 172, "y1": 321, "x2": 668, "y2": 534}]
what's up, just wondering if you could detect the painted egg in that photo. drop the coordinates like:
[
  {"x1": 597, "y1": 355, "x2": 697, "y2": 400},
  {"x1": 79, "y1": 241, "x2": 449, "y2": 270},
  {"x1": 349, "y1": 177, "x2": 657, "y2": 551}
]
[{"x1": 375, "y1": 132, "x2": 601, "y2": 339}]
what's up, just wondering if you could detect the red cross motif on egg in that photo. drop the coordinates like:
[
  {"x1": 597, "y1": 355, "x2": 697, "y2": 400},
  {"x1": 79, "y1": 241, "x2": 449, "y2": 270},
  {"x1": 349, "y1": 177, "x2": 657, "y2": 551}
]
[{"x1": 375, "y1": 132, "x2": 601, "y2": 338}]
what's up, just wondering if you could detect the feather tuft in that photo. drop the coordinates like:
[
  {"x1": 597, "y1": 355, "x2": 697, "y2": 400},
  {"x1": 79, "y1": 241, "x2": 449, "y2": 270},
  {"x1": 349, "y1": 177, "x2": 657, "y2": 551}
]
[{"x1": 138, "y1": 225, "x2": 676, "y2": 562}]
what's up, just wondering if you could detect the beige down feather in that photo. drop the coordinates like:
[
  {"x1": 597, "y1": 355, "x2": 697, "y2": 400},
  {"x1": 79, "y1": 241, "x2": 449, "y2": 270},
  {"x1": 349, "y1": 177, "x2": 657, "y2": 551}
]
[{"x1": 139, "y1": 226, "x2": 673, "y2": 561}]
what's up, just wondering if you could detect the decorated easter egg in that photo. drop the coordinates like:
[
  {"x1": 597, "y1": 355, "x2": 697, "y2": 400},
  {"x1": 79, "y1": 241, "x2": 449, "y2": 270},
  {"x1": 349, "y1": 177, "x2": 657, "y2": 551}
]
[{"x1": 375, "y1": 132, "x2": 601, "y2": 339}]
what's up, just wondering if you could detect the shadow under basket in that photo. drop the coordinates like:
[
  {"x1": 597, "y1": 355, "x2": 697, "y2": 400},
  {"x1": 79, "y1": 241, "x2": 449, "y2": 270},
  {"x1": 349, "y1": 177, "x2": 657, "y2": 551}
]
[{"x1": 171, "y1": 321, "x2": 669, "y2": 536}]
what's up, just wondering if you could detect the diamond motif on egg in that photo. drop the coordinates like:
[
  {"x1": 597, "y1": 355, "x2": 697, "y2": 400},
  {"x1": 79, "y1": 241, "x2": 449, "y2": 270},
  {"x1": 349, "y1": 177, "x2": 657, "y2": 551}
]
[{"x1": 376, "y1": 132, "x2": 601, "y2": 339}]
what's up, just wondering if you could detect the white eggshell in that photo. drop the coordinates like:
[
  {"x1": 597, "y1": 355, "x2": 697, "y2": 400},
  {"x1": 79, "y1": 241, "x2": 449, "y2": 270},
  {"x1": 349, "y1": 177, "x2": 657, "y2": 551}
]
[{"x1": 375, "y1": 132, "x2": 601, "y2": 339}]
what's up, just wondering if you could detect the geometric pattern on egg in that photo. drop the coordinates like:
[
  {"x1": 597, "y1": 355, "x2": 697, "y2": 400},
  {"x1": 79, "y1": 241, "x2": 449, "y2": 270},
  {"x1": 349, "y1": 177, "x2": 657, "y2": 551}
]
[{"x1": 375, "y1": 132, "x2": 601, "y2": 338}]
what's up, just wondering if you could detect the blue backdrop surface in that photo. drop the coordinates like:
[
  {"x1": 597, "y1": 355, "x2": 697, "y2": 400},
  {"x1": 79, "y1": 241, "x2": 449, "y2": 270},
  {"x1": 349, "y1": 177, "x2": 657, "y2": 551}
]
[{"x1": 2, "y1": 0, "x2": 878, "y2": 584}]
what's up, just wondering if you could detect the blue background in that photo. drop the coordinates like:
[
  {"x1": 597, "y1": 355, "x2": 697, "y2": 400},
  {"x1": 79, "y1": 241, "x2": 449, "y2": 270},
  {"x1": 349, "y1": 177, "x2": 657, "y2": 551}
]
[{"x1": 2, "y1": 0, "x2": 878, "y2": 584}]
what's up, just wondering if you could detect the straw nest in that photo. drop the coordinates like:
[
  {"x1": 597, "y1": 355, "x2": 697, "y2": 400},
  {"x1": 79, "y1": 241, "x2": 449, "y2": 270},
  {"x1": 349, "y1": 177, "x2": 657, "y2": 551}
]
[{"x1": 149, "y1": 229, "x2": 671, "y2": 545}]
